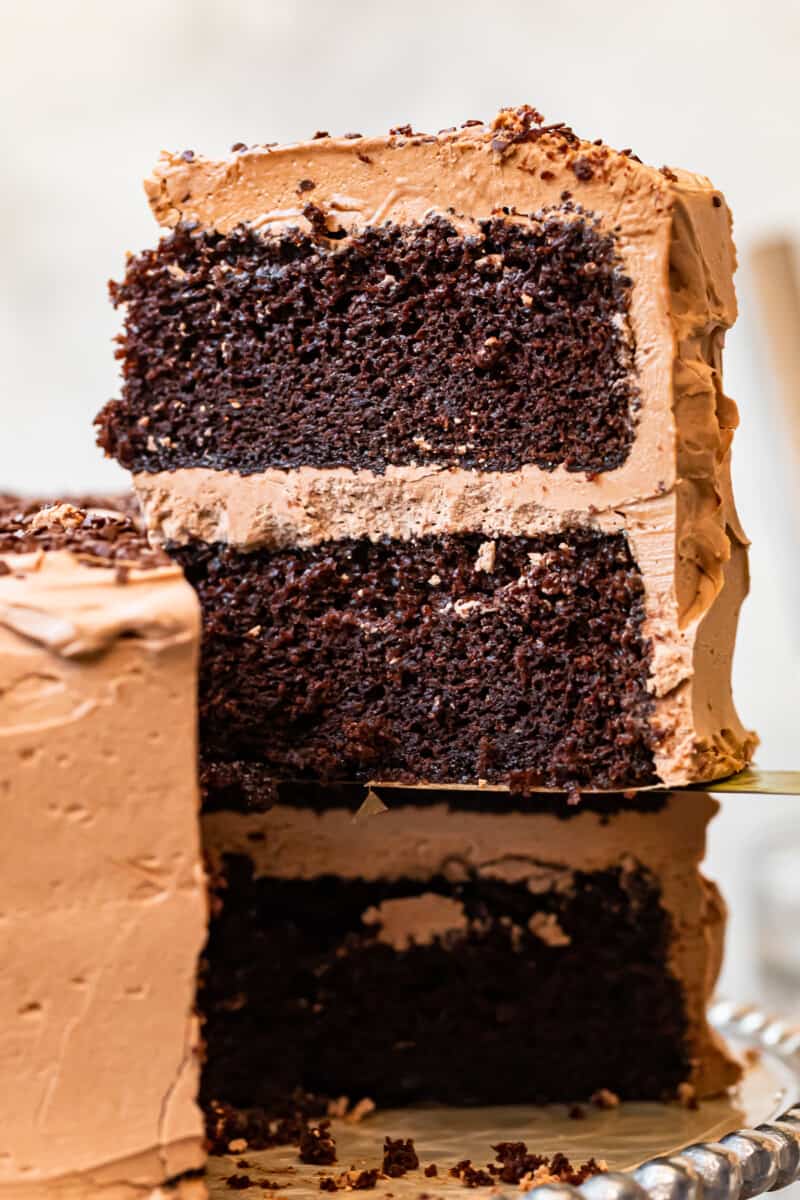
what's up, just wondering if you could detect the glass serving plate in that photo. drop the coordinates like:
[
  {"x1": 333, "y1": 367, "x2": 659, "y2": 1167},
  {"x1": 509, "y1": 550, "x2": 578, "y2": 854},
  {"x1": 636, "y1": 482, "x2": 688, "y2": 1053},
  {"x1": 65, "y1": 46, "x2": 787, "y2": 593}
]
[{"x1": 206, "y1": 1001, "x2": 800, "y2": 1200}]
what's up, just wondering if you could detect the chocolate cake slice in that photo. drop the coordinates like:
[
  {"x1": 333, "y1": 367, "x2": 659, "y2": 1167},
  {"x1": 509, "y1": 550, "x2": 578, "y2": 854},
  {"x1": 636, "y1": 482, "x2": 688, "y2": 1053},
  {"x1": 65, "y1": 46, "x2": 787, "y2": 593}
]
[
  {"x1": 201, "y1": 788, "x2": 739, "y2": 1113},
  {"x1": 97, "y1": 106, "x2": 755, "y2": 794},
  {"x1": 0, "y1": 504, "x2": 206, "y2": 1198}
]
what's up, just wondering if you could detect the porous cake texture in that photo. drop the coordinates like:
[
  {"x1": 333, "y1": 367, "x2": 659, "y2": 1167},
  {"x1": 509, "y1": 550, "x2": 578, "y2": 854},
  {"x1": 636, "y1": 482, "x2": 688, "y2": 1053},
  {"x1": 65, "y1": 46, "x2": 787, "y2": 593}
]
[
  {"x1": 97, "y1": 106, "x2": 755, "y2": 795},
  {"x1": 0, "y1": 505, "x2": 206, "y2": 1199},
  {"x1": 201, "y1": 788, "x2": 739, "y2": 1115}
]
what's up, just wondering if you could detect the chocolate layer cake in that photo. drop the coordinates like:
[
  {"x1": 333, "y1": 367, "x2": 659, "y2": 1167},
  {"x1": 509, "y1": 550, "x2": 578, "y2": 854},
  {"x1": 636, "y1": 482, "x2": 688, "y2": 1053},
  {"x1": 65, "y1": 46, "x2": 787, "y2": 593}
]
[
  {"x1": 201, "y1": 789, "x2": 739, "y2": 1112},
  {"x1": 97, "y1": 106, "x2": 756, "y2": 794},
  {"x1": 0, "y1": 504, "x2": 205, "y2": 1198},
  {"x1": 0, "y1": 506, "x2": 741, "y2": 1191}
]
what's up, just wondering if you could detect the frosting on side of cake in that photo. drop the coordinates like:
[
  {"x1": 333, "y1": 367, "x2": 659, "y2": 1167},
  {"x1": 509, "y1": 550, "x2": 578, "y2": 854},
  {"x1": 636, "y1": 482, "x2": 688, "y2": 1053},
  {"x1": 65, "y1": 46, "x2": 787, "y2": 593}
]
[
  {"x1": 0, "y1": 547, "x2": 206, "y2": 1196},
  {"x1": 127, "y1": 111, "x2": 754, "y2": 786},
  {"x1": 202, "y1": 791, "x2": 739, "y2": 1098}
]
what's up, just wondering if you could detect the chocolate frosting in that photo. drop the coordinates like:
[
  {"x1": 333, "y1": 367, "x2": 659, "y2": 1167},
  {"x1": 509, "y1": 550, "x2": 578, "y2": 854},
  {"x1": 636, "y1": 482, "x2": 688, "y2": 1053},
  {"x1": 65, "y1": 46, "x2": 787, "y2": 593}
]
[{"x1": 0, "y1": 542, "x2": 206, "y2": 1196}]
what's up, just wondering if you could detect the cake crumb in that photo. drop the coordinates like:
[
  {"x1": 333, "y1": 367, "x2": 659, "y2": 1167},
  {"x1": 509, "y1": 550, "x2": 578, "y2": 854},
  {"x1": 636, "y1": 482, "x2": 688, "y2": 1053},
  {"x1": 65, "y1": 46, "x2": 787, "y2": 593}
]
[
  {"x1": 449, "y1": 1159, "x2": 494, "y2": 1187},
  {"x1": 299, "y1": 1122, "x2": 337, "y2": 1165},
  {"x1": 424, "y1": 1164, "x2": 438, "y2": 1177},
  {"x1": 227, "y1": 1175, "x2": 254, "y2": 1191},
  {"x1": 326, "y1": 1097, "x2": 350, "y2": 1119},
  {"x1": 229, "y1": 1138, "x2": 249, "y2": 1153},
  {"x1": 346, "y1": 1097, "x2": 377, "y2": 1123},
  {"x1": 528, "y1": 911, "x2": 571, "y2": 947},
  {"x1": 348, "y1": 1168, "x2": 380, "y2": 1189},
  {"x1": 474, "y1": 540, "x2": 497, "y2": 574},
  {"x1": 677, "y1": 1082, "x2": 699, "y2": 1110},
  {"x1": 318, "y1": 1167, "x2": 380, "y2": 1192},
  {"x1": 591, "y1": 1087, "x2": 620, "y2": 1109},
  {"x1": 383, "y1": 1137, "x2": 419, "y2": 1177}
]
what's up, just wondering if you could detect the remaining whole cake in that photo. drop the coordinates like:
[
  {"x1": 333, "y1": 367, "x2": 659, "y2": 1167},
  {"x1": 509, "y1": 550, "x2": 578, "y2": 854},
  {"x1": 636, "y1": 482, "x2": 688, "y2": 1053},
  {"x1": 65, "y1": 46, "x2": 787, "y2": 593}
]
[
  {"x1": 0, "y1": 503, "x2": 205, "y2": 1199},
  {"x1": 97, "y1": 106, "x2": 755, "y2": 796}
]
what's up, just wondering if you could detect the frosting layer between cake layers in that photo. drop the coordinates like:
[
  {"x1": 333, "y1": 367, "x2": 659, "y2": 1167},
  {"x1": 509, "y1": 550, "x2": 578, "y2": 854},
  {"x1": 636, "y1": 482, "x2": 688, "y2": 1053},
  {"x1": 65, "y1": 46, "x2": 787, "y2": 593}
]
[
  {"x1": 98, "y1": 110, "x2": 756, "y2": 787},
  {"x1": 201, "y1": 790, "x2": 739, "y2": 1107},
  {"x1": 0, "y1": 524, "x2": 207, "y2": 1198}
]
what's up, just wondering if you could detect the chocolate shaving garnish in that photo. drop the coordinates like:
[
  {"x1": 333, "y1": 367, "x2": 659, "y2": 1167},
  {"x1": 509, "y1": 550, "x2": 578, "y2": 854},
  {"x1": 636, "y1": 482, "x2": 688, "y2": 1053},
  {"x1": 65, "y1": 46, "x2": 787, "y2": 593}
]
[{"x1": 0, "y1": 506, "x2": 167, "y2": 569}]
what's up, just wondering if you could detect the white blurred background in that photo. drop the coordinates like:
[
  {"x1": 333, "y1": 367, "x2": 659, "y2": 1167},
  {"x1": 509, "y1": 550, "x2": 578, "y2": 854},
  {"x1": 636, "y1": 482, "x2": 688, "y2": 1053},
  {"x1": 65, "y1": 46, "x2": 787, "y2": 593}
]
[{"x1": 1, "y1": 0, "x2": 799, "y2": 1010}]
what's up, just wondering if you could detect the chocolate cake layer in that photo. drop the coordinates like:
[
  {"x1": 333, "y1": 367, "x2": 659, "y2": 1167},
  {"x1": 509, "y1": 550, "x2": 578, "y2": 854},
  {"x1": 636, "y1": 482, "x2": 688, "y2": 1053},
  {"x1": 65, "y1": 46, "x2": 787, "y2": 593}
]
[
  {"x1": 202, "y1": 859, "x2": 685, "y2": 1108},
  {"x1": 200, "y1": 793, "x2": 740, "y2": 1111},
  {"x1": 98, "y1": 212, "x2": 636, "y2": 476},
  {"x1": 176, "y1": 529, "x2": 656, "y2": 793}
]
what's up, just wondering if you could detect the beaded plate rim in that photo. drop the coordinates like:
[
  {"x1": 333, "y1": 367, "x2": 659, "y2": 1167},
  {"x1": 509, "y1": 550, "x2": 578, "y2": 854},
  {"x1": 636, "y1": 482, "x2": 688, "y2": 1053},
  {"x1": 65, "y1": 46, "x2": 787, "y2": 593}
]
[{"x1": 521, "y1": 999, "x2": 800, "y2": 1200}]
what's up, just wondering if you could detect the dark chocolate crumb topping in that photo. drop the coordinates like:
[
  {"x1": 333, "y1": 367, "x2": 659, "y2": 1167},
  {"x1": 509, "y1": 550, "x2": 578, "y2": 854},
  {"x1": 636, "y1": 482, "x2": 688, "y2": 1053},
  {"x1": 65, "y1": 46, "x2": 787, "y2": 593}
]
[{"x1": 0, "y1": 504, "x2": 165, "y2": 570}]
